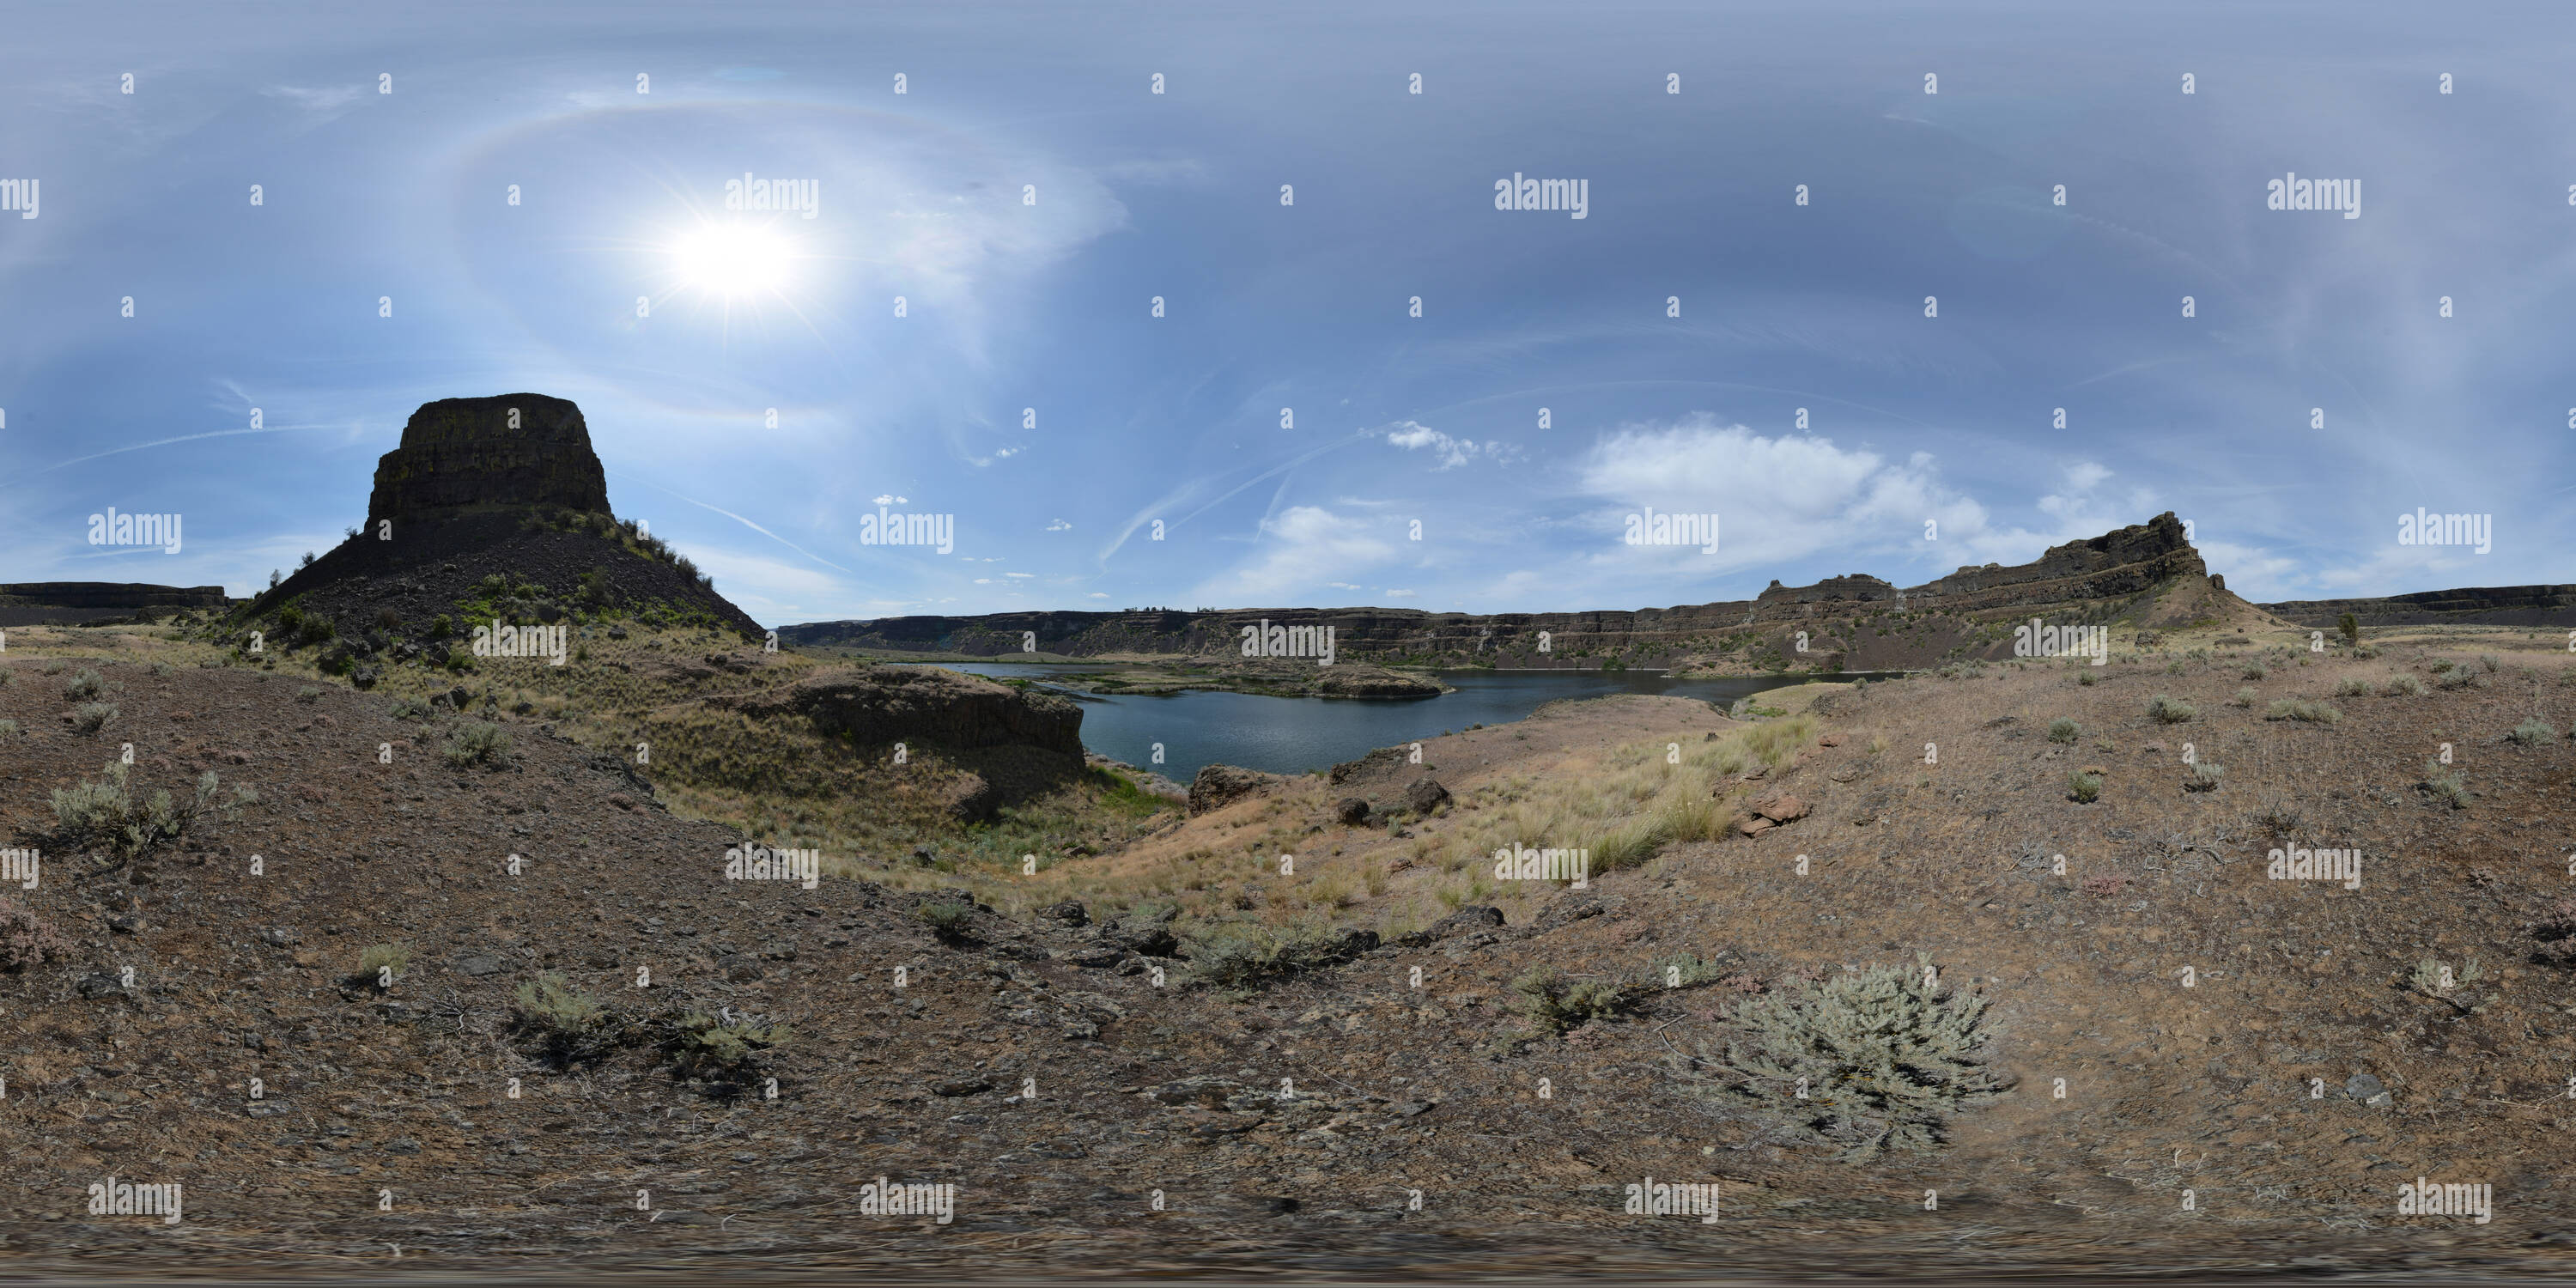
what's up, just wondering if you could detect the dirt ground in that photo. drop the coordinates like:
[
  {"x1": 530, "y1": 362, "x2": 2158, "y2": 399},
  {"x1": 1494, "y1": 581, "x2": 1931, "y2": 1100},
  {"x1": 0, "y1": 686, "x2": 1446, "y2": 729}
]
[{"x1": 1, "y1": 627, "x2": 2573, "y2": 1279}]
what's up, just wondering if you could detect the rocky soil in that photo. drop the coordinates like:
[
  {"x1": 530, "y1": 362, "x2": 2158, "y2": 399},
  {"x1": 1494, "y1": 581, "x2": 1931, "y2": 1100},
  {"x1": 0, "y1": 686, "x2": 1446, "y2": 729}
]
[{"x1": 2, "y1": 636, "x2": 2574, "y2": 1278}]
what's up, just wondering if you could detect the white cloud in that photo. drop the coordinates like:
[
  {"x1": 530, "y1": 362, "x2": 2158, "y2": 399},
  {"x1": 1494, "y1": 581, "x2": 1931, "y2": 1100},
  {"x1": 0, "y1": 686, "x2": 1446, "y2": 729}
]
[
  {"x1": 263, "y1": 84, "x2": 366, "y2": 115},
  {"x1": 1195, "y1": 506, "x2": 1397, "y2": 603},
  {"x1": 1385, "y1": 420, "x2": 1517, "y2": 470},
  {"x1": 871, "y1": 495, "x2": 908, "y2": 506},
  {"x1": 1044, "y1": 519, "x2": 1072, "y2": 532}
]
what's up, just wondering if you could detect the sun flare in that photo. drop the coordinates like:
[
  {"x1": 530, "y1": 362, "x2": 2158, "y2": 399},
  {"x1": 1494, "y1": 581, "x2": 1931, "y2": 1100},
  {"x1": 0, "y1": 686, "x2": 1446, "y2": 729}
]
[{"x1": 670, "y1": 223, "x2": 793, "y2": 296}]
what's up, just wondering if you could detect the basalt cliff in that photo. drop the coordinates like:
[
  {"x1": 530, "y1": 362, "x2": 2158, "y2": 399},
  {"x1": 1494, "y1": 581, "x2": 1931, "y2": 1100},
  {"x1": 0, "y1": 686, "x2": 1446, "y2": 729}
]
[
  {"x1": 784, "y1": 512, "x2": 2279, "y2": 672},
  {"x1": 240, "y1": 393, "x2": 760, "y2": 646}
]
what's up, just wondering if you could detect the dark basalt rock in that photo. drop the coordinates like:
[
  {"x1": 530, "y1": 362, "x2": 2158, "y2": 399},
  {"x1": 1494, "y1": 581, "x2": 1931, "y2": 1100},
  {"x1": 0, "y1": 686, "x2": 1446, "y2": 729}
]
[
  {"x1": 368, "y1": 393, "x2": 610, "y2": 523},
  {"x1": 1188, "y1": 763, "x2": 1285, "y2": 816},
  {"x1": 726, "y1": 665, "x2": 1083, "y2": 760}
]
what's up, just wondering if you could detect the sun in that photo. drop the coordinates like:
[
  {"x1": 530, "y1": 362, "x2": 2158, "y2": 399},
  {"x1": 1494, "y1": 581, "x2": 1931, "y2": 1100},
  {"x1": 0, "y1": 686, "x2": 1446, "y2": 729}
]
[{"x1": 670, "y1": 222, "x2": 793, "y2": 296}]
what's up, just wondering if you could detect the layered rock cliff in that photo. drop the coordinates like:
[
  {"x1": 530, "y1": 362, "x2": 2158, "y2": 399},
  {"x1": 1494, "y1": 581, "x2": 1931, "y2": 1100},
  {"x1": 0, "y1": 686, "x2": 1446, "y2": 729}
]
[
  {"x1": 0, "y1": 581, "x2": 230, "y2": 627},
  {"x1": 240, "y1": 394, "x2": 760, "y2": 639},
  {"x1": 781, "y1": 513, "x2": 2272, "y2": 672},
  {"x1": 2263, "y1": 585, "x2": 2576, "y2": 629},
  {"x1": 366, "y1": 393, "x2": 611, "y2": 522}
]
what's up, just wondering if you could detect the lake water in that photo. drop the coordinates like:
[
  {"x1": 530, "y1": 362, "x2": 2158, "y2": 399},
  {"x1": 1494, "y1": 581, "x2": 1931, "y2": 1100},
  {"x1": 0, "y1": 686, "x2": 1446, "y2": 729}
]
[{"x1": 894, "y1": 662, "x2": 1895, "y2": 781}]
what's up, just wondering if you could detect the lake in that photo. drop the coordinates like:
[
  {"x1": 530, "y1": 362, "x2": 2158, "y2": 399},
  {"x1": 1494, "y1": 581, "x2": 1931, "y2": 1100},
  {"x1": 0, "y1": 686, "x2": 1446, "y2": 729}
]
[{"x1": 892, "y1": 662, "x2": 1896, "y2": 781}]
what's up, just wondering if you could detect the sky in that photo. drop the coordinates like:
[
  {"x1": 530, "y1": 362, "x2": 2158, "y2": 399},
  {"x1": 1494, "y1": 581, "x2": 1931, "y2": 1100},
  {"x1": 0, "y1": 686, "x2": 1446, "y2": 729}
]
[{"x1": 3, "y1": 1, "x2": 2573, "y2": 628}]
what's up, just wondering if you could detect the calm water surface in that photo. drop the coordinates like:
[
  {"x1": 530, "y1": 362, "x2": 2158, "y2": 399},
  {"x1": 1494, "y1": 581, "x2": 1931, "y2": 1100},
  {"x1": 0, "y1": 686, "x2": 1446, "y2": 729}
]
[{"x1": 894, "y1": 662, "x2": 1895, "y2": 781}]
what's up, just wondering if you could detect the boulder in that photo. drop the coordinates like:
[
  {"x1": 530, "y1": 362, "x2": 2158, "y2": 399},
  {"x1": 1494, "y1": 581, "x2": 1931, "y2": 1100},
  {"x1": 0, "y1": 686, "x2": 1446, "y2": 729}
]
[
  {"x1": 1332, "y1": 797, "x2": 1372, "y2": 826},
  {"x1": 1402, "y1": 776, "x2": 1451, "y2": 814},
  {"x1": 1189, "y1": 764, "x2": 1284, "y2": 816},
  {"x1": 1753, "y1": 793, "x2": 1809, "y2": 823}
]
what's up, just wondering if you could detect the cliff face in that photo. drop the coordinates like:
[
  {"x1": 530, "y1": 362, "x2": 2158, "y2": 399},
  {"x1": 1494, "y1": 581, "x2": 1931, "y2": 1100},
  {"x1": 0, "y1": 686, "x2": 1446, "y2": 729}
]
[
  {"x1": 246, "y1": 394, "x2": 760, "y2": 637},
  {"x1": 367, "y1": 394, "x2": 611, "y2": 523},
  {"x1": 2263, "y1": 585, "x2": 2576, "y2": 628},
  {"x1": 0, "y1": 581, "x2": 230, "y2": 627},
  {"x1": 725, "y1": 666, "x2": 1084, "y2": 759},
  {"x1": 781, "y1": 513, "x2": 2263, "y2": 671}
]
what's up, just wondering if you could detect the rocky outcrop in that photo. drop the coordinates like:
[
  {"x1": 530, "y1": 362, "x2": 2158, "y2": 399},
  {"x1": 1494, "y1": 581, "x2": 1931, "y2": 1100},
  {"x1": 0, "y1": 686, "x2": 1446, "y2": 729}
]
[
  {"x1": 781, "y1": 513, "x2": 2264, "y2": 671},
  {"x1": 1188, "y1": 764, "x2": 1285, "y2": 816},
  {"x1": 2263, "y1": 585, "x2": 2576, "y2": 629},
  {"x1": 0, "y1": 582, "x2": 229, "y2": 626},
  {"x1": 726, "y1": 665, "x2": 1083, "y2": 758},
  {"x1": 242, "y1": 394, "x2": 761, "y2": 638},
  {"x1": 367, "y1": 393, "x2": 611, "y2": 523}
]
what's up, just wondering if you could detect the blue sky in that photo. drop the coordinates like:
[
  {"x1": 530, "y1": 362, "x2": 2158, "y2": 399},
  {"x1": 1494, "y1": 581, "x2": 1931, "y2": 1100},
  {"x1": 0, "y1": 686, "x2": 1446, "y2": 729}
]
[{"x1": 4, "y1": 2, "x2": 2572, "y2": 627}]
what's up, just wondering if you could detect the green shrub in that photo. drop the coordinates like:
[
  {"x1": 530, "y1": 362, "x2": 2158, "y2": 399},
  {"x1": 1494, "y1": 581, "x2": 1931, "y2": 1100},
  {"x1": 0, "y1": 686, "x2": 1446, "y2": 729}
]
[
  {"x1": 1180, "y1": 919, "x2": 1351, "y2": 988},
  {"x1": 356, "y1": 942, "x2": 411, "y2": 986},
  {"x1": 2384, "y1": 674, "x2": 2427, "y2": 697},
  {"x1": 2076, "y1": 671, "x2": 2096, "y2": 687},
  {"x1": 63, "y1": 668, "x2": 106, "y2": 700},
  {"x1": 2147, "y1": 693, "x2": 2194, "y2": 724},
  {"x1": 70, "y1": 702, "x2": 117, "y2": 734},
  {"x1": 441, "y1": 720, "x2": 513, "y2": 768},
  {"x1": 2264, "y1": 698, "x2": 2342, "y2": 724},
  {"x1": 429, "y1": 614, "x2": 454, "y2": 640},
  {"x1": 295, "y1": 685, "x2": 322, "y2": 704},
  {"x1": 39, "y1": 659, "x2": 64, "y2": 676},
  {"x1": 2046, "y1": 717, "x2": 2078, "y2": 744},
  {"x1": 1509, "y1": 964, "x2": 1632, "y2": 1034},
  {"x1": 2184, "y1": 761, "x2": 2224, "y2": 792},
  {"x1": 2241, "y1": 665, "x2": 2266, "y2": 681},
  {"x1": 2229, "y1": 687, "x2": 2257, "y2": 708},
  {"x1": 1674, "y1": 957, "x2": 1999, "y2": 1161},
  {"x1": 0, "y1": 720, "x2": 18, "y2": 738},
  {"x1": 2067, "y1": 770, "x2": 2101, "y2": 803},
  {"x1": 2421, "y1": 758, "x2": 2469, "y2": 808},
  {"x1": 2510, "y1": 718, "x2": 2556, "y2": 746},
  {"x1": 665, "y1": 1009, "x2": 790, "y2": 1078},
  {"x1": 913, "y1": 900, "x2": 976, "y2": 943},
  {"x1": 2334, "y1": 677, "x2": 2370, "y2": 696},
  {"x1": 389, "y1": 697, "x2": 433, "y2": 720},
  {"x1": 297, "y1": 612, "x2": 336, "y2": 646},
  {"x1": 46, "y1": 762, "x2": 240, "y2": 854},
  {"x1": 511, "y1": 972, "x2": 617, "y2": 1065}
]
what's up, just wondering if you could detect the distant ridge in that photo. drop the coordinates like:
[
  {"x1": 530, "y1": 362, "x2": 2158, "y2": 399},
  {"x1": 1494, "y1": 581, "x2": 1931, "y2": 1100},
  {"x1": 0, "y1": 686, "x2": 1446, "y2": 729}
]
[
  {"x1": 0, "y1": 581, "x2": 229, "y2": 627},
  {"x1": 2262, "y1": 585, "x2": 2576, "y2": 629},
  {"x1": 781, "y1": 513, "x2": 2281, "y2": 671}
]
